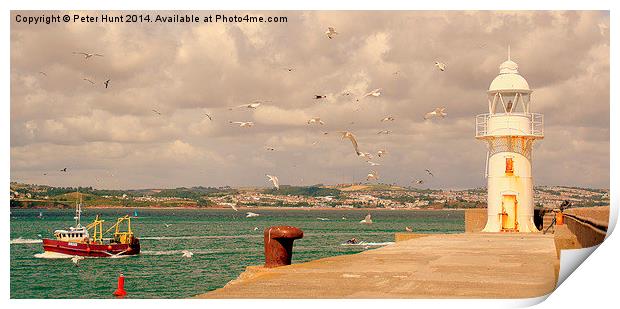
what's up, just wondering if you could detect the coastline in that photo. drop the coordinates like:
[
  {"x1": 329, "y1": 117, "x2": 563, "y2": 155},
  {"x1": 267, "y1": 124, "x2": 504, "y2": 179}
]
[{"x1": 10, "y1": 205, "x2": 472, "y2": 211}]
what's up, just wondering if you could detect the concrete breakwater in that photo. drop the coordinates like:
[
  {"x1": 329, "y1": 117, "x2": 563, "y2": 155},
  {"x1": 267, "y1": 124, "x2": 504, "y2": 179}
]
[
  {"x1": 197, "y1": 233, "x2": 557, "y2": 299},
  {"x1": 196, "y1": 206, "x2": 609, "y2": 299}
]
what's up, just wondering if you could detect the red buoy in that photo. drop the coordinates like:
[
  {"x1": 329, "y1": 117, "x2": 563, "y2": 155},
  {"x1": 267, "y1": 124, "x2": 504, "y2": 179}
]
[{"x1": 112, "y1": 273, "x2": 127, "y2": 297}]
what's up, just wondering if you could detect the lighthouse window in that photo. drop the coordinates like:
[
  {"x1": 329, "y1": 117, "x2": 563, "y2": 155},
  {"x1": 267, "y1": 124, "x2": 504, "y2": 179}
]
[{"x1": 505, "y1": 158, "x2": 514, "y2": 175}]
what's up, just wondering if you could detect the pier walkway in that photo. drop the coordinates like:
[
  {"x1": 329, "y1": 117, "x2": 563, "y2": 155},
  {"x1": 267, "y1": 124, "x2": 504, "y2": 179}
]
[{"x1": 197, "y1": 233, "x2": 557, "y2": 298}]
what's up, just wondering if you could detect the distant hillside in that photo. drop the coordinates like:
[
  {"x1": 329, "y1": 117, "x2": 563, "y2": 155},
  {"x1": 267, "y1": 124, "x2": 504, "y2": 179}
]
[
  {"x1": 339, "y1": 183, "x2": 406, "y2": 192},
  {"x1": 264, "y1": 185, "x2": 341, "y2": 197}
]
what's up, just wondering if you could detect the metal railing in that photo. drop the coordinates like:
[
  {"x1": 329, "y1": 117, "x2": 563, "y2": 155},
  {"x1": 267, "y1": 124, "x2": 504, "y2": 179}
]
[{"x1": 475, "y1": 112, "x2": 543, "y2": 138}]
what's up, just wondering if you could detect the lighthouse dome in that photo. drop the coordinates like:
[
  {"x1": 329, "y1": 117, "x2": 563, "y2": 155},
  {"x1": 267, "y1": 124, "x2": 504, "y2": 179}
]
[
  {"x1": 489, "y1": 59, "x2": 530, "y2": 92},
  {"x1": 499, "y1": 60, "x2": 519, "y2": 74}
]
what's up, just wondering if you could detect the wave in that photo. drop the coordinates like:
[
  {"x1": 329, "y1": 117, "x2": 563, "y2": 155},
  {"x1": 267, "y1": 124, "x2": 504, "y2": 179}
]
[
  {"x1": 33, "y1": 252, "x2": 73, "y2": 259},
  {"x1": 33, "y1": 252, "x2": 133, "y2": 259},
  {"x1": 11, "y1": 238, "x2": 42, "y2": 245},
  {"x1": 140, "y1": 232, "x2": 395, "y2": 241},
  {"x1": 142, "y1": 249, "x2": 221, "y2": 256},
  {"x1": 340, "y1": 241, "x2": 395, "y2": 246},
  {"x1": 109, "y1": 254, "x2": 133, "y2": 259},
  {"x1": 140, "y1": 235, "x2": 262, "y2": 240}
]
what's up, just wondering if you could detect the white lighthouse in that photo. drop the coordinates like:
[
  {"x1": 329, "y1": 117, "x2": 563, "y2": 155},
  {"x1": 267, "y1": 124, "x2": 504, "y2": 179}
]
[{"x1": 475, "y1": 53, "x2": 544, "y2": 232}]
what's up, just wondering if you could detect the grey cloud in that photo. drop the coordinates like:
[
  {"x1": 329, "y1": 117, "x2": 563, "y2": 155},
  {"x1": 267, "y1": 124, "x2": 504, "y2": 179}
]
[{"x1": 10, "y1": 10, "x2": 609, "y2": 189}]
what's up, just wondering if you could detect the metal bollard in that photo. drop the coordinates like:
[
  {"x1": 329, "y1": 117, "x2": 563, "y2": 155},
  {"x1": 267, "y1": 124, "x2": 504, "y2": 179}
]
[{"x1": 264, "y1": 226, "x2": 303, "y2": 268}]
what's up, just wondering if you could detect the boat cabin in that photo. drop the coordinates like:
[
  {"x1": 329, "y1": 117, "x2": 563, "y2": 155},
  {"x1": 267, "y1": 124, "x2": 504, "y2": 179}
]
[{"x1": 53, "y1": 227, "x2": 90, "y2": 243}]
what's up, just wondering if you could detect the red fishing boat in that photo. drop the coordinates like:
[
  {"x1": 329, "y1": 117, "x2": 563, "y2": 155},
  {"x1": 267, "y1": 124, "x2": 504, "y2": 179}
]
[{"x1": 41, "y1": 195, "x2": 140, "y2": 257}]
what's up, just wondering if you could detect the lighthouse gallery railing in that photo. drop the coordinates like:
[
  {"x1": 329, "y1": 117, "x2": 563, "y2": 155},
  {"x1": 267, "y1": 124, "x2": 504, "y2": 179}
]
[{"x1": 475, "y1": 113, "x2": 543, "y2": 138}]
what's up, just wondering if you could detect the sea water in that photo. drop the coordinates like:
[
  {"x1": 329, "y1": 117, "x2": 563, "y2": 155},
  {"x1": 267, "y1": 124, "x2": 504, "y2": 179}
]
[{"x1": 10, "y1": 208, "x2": 464, "y2": 298}]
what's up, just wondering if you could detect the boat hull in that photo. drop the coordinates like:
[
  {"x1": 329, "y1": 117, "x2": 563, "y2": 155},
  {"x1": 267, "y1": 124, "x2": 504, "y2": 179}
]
[{"x1": 42, "y1": 238, "x2": 140, "y2": 257}]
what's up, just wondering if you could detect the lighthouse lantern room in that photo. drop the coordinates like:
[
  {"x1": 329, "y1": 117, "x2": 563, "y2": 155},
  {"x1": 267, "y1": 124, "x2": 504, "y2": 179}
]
[{"x1": 475, "y1": 51, "x2": 544, "y2": 232}]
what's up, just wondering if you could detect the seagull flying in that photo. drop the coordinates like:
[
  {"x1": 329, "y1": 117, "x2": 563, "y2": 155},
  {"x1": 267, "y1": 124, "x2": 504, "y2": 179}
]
[
  {"x1": 314, "y1": 95, "x2": 327, "y2": 99},
  {"x1": 181, "y1": 250, "x2": 194, "y2": 258},
  {"x1": 340, "y1": 131, "x2": 360, "y2": 155},
  {"x1": 380, "y1": 116, "x2": 395, "y2": 122},
  {"x1": 83, "y1": 78, "x2": 95, "y2": 85},
  {"x1": 425, "y1": 169, "x2": 434, "y2": 177},
  {"x1": 229, "y1": 121, "x2": 254, "y2": 127},
  {"x1": 246, "y1": 212, "x2": 260, "y2": 218},
  {"x1": 325, "y1": 27, "x2": 338, "y2": 39},
  {"x1": 405, "y1": 226, "x2": 413, "y2": 232},
  {"x1": 71, "y1": 256, "x2": 84, "y2": 266},
  {"x1": 265, "y1": 146, "x2": 275, "y2": 151},
  {"x1": 73, "y1": 52, "x2": 104, "y2": 59},
  {"x1": 204, "y1": 113, "x2": 213, "y2": 121},
  {"x1": 307, "y1": 117, "x2": 324, "y2": 125},
  {"x1": 233, "y1": 103, "x2": 261, "y2": 109},
  {"x1": 266, "y1": 174, "x2": 280, "y2": 189},
  {"x1": 104, "y1": 79, "x2": 110, "y2": 88},
  {"x1": 363, "y1": 88, "x2": 382, "y2": 98},
  {"x1": 60, "y1": 168, "x2": 67, "y2": 172},
  {"x1": 367, "y1": 161, "x2": 381, "y2": 166},
  {"x1": 152, "y1": 109, "x2": 162, "y2": 115},
  {"x1": 366, "y1": 171, "x2": 379, "y2": 181},
  {"x1": 39, "y1": 71, "x2": 47, "y2": 77},
  {"x1": 377, "y1": 130, "x2": 392, "y2": 135},
  {"x1": 358, "y1": 152, "x2": 373, "y2": 161},
  {"x1": 434, "y1": 61, "x2": 447, "y2": 71},
  {"x1": 360, "y1": 213, "x2": 373, "y2": 224},
  {"x1": 424, "y1": 107, "x2": 447, "y2": 120},
  {"x1": 414, "y1": 179, "x2": 424, "y2": 185}
]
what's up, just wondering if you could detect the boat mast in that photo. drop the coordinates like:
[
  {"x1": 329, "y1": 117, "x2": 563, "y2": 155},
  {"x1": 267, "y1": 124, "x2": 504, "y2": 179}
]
[{"x1": 74, "y1": 189, "x2": 82, "y2": 228}]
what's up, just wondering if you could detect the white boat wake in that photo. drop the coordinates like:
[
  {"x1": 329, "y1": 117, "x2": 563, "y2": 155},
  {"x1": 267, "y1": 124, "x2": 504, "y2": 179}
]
[
  {"x1": 34, "y1": 251, "x2": 73, "y2": 259},
  {"x1": 11, "y1": 238, "x2": 42, "y2": 244}
]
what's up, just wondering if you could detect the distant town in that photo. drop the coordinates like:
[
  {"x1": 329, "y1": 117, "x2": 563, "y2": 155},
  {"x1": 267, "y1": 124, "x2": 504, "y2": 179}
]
[{"x1": 9, "y1": 182, "x2": 609, "y2": 210}]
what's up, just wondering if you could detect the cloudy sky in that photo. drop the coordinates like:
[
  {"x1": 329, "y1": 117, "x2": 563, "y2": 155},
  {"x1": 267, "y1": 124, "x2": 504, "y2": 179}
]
[{"x1": 10, "y1": 10, "x2": 610, "y2": 190}]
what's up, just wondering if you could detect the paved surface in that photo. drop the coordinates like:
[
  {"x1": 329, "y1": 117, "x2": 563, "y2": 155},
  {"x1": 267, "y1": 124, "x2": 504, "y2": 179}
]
[{"x1": 197, "y1": 233, "x2": 558, "y2": 298}]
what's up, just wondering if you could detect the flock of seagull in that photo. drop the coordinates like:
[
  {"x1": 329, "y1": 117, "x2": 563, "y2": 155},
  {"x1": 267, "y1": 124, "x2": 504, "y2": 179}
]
[
  {"x1": 38, "y1": 26, "x2": 450, "y2": 189},
  {"x1": 193, "y1": 27, "x2": 450, "y2": 227},
  {"x1": 40, "y1": 26, "x2": 455, "y2": 258}
]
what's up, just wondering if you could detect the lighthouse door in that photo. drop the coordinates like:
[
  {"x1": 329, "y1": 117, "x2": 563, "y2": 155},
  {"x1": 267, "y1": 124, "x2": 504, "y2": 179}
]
[{"x1": 501, "y1": 195, "x2": 518, "y2": 231}]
